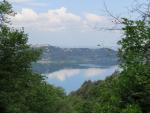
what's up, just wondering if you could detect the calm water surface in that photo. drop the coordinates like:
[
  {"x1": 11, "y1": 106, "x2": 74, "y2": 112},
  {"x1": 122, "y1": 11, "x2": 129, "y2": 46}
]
[{"x1": 46, "y1": 65, "x2": 118, "y2": 93}]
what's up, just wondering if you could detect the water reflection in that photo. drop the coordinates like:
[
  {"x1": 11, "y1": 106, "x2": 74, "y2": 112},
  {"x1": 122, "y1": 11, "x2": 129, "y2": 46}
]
[
  {"x1": 46, "y1": 65, "x2": 118, "y2": 93},
  {"x1": 48, "y1": 69, "x2": 80, "y2": 81}
]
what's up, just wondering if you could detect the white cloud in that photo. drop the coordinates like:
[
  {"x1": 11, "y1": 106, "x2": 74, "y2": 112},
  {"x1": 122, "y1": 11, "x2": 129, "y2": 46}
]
[
  {"x1": 11, "y1": 7, "x2": 111, "y2": 32},
  {"x1": 8, "y1": 0, "x2": 31, "y2": 3},
  {"x1": 83, "y1": 13, "x2": 113, "y2": 31},
  {"x1": 14, "y1": 8, "x2": 38, "y2": 22},
  {"x1": 12, "y1": 7, "x2": 82, "y2": 31},
  {"x1": 48, "y1": 69, "x2": 80, "y2": 81},
  {"x1": 8, "y1": 0, "x2": 47, "y2": 7},
  {"x1": 85, "y1": 13, "x2": 106, "y2": 23}
]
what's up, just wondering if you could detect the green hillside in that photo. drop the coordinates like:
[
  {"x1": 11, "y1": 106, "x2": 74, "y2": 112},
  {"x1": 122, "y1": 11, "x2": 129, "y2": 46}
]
[{"x1": 33, "y1": 46, "x2": 118, "y2": 73}]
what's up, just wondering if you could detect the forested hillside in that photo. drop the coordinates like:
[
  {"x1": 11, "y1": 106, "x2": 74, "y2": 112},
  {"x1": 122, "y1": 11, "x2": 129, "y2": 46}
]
[
  {"x1": 33, "y1": 45, "x2": 118, "y2": 73},
  {"x1": 0, "y1": 1, "x2": 149, "y2": 113}
]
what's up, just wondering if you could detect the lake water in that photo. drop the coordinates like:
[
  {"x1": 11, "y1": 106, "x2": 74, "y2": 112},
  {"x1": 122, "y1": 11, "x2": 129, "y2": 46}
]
[{"x1": 46, "y1": 65, "x2": 118, "y2": 93}]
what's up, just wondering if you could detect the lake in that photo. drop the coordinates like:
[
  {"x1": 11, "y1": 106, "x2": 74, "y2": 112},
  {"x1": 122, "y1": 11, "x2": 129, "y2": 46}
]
[{"x1": 45, "y1": 65, "x2": 118, "y2": 93}]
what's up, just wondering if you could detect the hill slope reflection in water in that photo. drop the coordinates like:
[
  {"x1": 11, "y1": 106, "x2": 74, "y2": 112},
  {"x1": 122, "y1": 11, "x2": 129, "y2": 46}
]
[{"x1": 46, "y1": 65, "x2": 118, "y2": 93}]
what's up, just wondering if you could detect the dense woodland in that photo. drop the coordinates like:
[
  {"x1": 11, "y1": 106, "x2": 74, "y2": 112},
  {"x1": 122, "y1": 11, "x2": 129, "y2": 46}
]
[{"x1": 0, "y1": 1, "x2": 150, "y2": 113}]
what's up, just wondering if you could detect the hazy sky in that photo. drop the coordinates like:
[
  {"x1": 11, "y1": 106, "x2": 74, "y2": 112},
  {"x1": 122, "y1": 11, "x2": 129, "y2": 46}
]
[{"x1": 7, "y1": 0, "x2": 146, "y2": 48}]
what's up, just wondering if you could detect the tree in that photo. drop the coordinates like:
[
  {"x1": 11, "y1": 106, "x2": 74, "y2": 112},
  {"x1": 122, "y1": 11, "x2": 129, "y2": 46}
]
[
  {"x1": 0, "y1": 1, "x2": 43, "y2": 112},
  {"x1": 0, "y1": 1, "x2": 70, "y2": 113},
  {"x1": 117, "y1": 16, "x2": 150, "y2": 113},
  {"x1": 69, "y1": 2, "x2": 150, "y2": 113}
]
